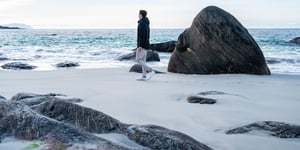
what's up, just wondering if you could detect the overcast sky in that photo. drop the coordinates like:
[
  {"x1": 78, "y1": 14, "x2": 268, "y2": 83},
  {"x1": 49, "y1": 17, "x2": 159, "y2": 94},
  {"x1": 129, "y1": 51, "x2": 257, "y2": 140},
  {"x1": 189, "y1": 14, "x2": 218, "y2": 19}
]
[{"x1": 0, "y1": 0, "x2": 299, "y2": 29}]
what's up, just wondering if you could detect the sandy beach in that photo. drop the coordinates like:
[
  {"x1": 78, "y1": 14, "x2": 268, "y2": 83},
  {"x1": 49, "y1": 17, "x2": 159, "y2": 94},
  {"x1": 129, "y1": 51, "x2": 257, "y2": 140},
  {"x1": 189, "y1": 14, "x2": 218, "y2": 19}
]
[
  {"x1": 1, "y1": 0, "x2": 300, "y2": 149},
  {"x1": 1, "y1": 67, "x2": 300, "y2": 150}
]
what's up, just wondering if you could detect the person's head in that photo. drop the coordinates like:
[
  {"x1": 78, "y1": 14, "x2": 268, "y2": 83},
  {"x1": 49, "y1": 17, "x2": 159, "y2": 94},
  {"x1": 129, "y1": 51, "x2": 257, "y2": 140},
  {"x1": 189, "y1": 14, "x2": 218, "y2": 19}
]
[{"x1": 139, "y1": 10, "x2": 147, "y2": 19}]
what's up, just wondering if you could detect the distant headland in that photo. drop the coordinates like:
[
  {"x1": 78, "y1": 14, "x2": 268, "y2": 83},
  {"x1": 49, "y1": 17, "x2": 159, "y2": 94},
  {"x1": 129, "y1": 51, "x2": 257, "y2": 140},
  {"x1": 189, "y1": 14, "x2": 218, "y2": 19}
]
[
  {"x1": 0, "y1": 23, "x2": 32, "y2": 29},
  {"x1": 0, "y1": 25, "x2": 22, "y2": 29}
]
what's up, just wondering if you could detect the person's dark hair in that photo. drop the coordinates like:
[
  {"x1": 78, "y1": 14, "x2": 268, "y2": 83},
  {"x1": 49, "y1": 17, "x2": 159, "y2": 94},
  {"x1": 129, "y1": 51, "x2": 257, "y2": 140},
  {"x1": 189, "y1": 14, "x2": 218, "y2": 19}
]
[{"x1": 139, "y1": 10, "x2": 147, "y2": 18}]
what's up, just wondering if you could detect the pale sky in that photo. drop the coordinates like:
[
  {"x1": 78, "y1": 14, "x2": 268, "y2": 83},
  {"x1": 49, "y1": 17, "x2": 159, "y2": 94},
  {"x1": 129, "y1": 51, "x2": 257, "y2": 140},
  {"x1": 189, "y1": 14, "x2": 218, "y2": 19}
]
[{"x1": 0, "y1": 0, "x2": 299, "y2": 29}]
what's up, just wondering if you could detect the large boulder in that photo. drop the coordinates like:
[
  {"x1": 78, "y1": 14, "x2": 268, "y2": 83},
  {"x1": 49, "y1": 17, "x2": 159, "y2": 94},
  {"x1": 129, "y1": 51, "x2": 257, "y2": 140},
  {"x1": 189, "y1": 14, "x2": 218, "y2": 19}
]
[
  {"x1": 117, "y1": 50, "x2": 160, "y2": 62},
  {"x1": 168, "y1": 6, "x2": 270, "y2": 75},
  {"x1": 149, "y1": 41, "x2": 177, "y2": 53},
  {"x1": 1, "y1": 62, "x2": 37, "y2": 70},
  {"x1": 289, "y1": 37, "x2": 300, "y2": 45}
]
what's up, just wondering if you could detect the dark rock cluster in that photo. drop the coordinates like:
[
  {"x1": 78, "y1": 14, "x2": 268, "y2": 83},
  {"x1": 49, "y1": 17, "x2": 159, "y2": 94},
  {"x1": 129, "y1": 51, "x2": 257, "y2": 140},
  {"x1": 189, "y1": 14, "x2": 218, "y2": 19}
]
[
  {"x1": 226, "y1": 121, "x2": 300, "y2": 138},
  {"x1": 0, "y1": 93, "x2": 212, "y2": 150}
]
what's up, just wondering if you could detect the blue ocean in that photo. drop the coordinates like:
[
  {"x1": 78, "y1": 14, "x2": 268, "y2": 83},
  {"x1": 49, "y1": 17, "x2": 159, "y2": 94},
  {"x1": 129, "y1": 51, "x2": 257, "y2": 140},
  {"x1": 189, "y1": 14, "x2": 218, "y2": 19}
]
[{"x1": 0, "y1": 29, "x2": 300, "y2": 74}]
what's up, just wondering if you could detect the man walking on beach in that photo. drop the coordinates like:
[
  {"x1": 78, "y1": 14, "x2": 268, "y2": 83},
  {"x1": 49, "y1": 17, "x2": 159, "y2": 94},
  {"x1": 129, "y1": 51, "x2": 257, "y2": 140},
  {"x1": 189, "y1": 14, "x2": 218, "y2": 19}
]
[{"x1": 136, "y1": 10, "x2": 155, "y2": 81}]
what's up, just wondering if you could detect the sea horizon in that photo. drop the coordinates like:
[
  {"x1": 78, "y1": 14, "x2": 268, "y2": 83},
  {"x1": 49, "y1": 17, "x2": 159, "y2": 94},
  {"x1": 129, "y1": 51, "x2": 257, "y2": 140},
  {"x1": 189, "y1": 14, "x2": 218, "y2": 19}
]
[{"x1": 1, "y1": 27, "x2": 300, "y2": 30}]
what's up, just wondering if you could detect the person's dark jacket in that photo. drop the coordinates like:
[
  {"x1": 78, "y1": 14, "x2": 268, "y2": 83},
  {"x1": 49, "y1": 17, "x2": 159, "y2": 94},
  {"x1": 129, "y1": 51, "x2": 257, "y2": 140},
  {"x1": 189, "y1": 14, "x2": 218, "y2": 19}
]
[{"x1": 137, "y1": 17, "x2": 150, "y2": 49}]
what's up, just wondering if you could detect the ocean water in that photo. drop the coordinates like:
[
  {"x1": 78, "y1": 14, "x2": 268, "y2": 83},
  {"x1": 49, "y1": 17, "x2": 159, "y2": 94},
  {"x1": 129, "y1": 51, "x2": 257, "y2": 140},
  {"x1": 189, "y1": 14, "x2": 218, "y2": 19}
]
[{"x1": 0, "y1": 29, "x2": 299, "y2": 74}]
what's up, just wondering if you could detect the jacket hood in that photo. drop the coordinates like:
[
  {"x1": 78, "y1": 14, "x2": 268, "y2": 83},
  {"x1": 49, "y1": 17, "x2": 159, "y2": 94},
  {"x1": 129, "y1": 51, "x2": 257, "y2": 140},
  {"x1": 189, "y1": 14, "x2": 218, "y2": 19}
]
[{"x1": 138, "y1": 17, "x2": 150, "y2": 25}]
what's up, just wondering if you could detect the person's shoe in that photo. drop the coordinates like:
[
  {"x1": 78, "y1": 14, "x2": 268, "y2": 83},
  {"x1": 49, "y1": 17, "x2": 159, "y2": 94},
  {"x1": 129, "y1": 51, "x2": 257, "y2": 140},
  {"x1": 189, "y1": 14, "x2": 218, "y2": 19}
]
[
  {"x1": 147, "y1": 71, "x2": 156, "y2": 80},
  {"x1": 136, "y1": 71, "x2": 155, "y2": 81},
  {"x1": 137, "y1": 76, "x2": 147, "y2": 81}
]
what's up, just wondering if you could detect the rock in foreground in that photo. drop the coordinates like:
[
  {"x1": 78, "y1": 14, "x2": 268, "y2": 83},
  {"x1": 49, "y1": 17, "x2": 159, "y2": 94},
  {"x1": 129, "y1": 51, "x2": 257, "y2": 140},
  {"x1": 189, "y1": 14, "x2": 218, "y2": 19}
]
[
  {"x1": 289, "y1": 37, "x2": 300, "y2": 45},
  {"x1": 1, "y1": 62, "x2": 37, "y2": 70},
  {"x1": 0, "y1": 93, "x2": 212, "y2": 150},
  {"x1": 168, "y1": 6, "x2": 270, "y2": 75},
  {"x1": 32, "y1": 100, "x2": 125, "y2": 134},
  {"x1": 0, "y1": 99, "x2": 123, "y2": 149},
  {"x1": 226, "y1": 121, "x2": 300, "y2": 138},
  {"x1": 125, "y1": 125, "x2": 211, "y2": 150},
  {"x1": 33, "y1": 99, "x2": 211, "y2": 150}
]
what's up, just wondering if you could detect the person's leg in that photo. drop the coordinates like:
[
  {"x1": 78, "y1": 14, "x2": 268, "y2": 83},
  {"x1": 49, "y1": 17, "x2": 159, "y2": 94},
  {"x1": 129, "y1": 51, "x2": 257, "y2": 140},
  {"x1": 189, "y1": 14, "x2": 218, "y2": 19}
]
[
  {"x1": 142, "y1": 66, "x2": 146, "y2": 77},
  {"x1": 136, "y1": 50, "x2": 147, "y2": 78},
  {"x1": 137, "y1": 59, "x2": 148, "y2": 77},
  {"x1": 140, "y1": 49, "x2": 152, "y2": 72},
  {"x1": 136, "y1": 49, "x2": 153, "y2": 77}
]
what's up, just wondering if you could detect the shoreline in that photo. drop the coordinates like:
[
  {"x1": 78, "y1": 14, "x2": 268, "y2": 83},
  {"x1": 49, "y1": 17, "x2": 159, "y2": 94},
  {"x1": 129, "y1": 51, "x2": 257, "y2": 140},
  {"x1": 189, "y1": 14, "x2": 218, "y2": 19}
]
[{"x1": 1, "y1": 65, "x2": 300, "y2": 76}]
